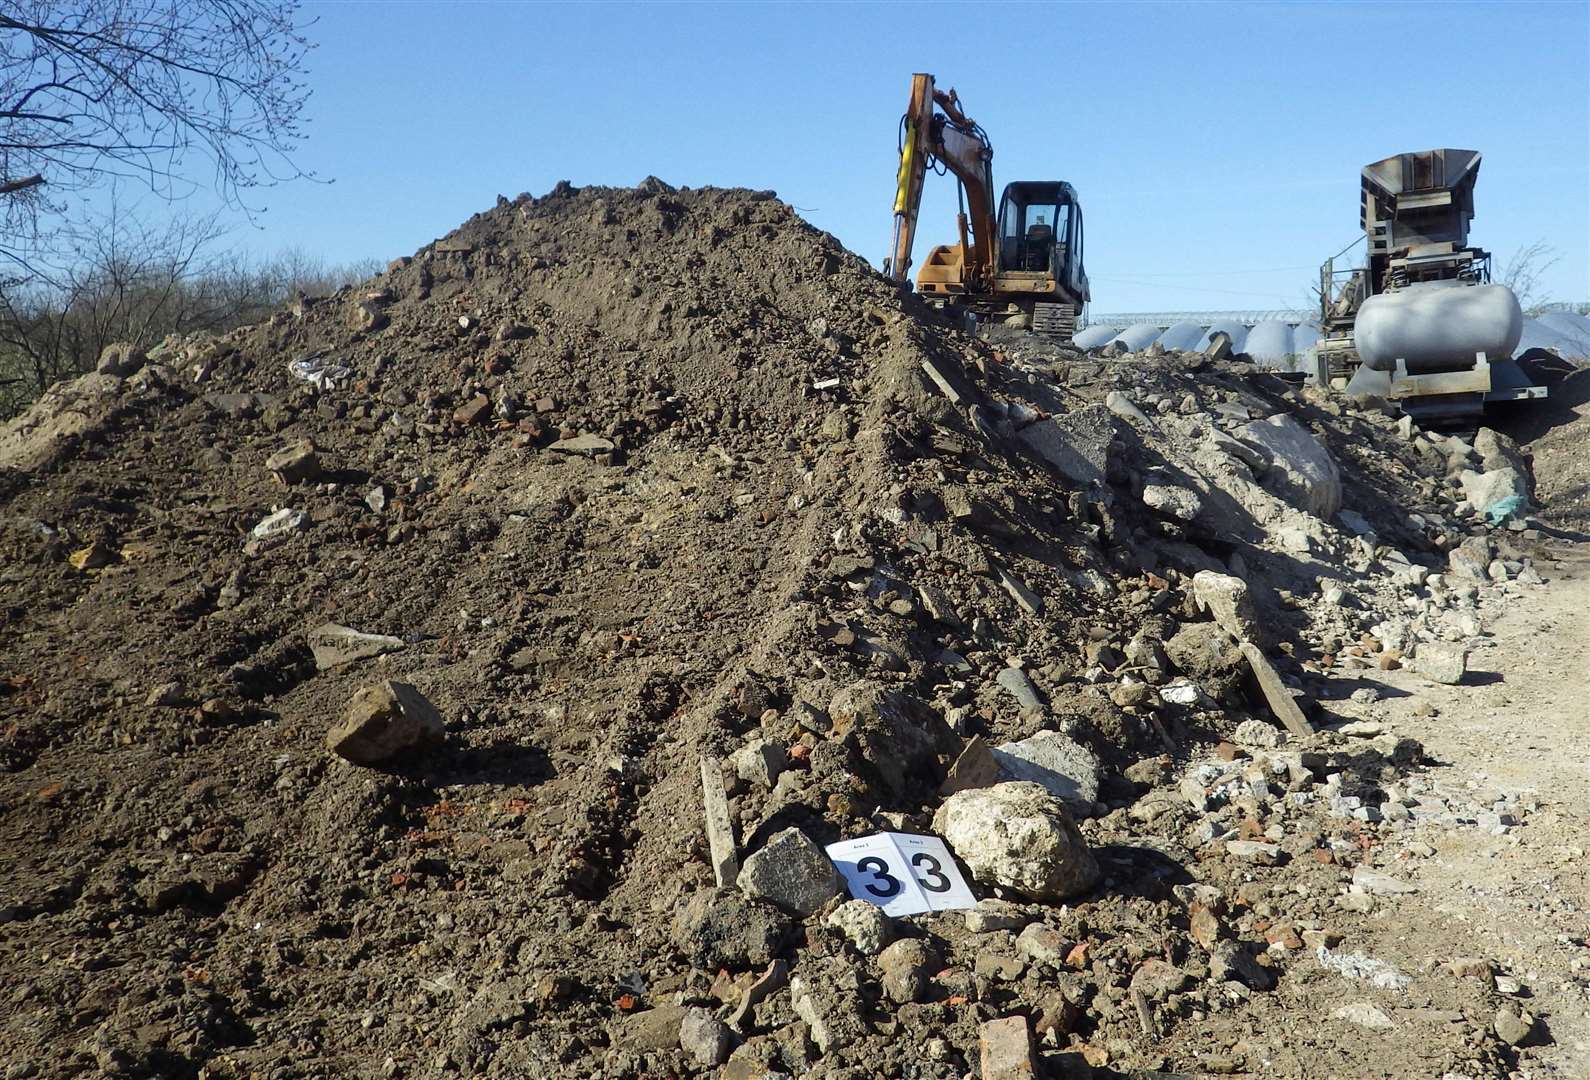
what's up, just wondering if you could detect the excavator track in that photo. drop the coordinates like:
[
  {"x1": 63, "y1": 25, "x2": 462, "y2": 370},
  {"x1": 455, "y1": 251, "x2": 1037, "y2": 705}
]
[{"x1": 1031, "y1": 302, "x2": 1076, "y2": 342}]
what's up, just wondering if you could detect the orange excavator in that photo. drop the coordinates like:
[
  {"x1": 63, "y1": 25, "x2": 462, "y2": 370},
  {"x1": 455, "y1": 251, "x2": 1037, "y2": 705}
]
[{"x1": 885, "y1": 73, "x2": 1089, "y2": 340}]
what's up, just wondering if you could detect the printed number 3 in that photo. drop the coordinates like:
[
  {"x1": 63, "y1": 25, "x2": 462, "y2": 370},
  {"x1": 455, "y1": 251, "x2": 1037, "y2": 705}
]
[
  {"x1": 911, "y1": 852, "x2": 952, "y2": 893},
  {"x1": 857, "y1": 856, "x2": 902, "y2": 898}
]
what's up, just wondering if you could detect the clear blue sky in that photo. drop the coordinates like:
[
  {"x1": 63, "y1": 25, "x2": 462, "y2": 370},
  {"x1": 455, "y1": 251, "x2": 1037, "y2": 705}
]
[{"x1": 175, "y1": 0, "x2": 1590, "y2": 312}]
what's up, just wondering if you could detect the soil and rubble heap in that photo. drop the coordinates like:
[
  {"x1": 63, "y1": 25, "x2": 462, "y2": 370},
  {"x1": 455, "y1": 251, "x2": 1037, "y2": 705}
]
[{"x1": 0, "y1": 180, "x2": 1579, "y2": 1079}]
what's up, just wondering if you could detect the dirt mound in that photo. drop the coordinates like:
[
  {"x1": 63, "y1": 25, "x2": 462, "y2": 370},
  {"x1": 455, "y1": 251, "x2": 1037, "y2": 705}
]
[{"x1": 0, "y1": 182, "x2": 1575, "y2": 1079}]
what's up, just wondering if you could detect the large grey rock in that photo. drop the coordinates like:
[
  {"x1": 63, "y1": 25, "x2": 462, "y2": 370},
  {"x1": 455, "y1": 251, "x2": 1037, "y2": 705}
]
[
  {"x1": 1192, "y1": 570, "x2": 1262, "y2": 644},
  {"x1": 736, "y1": 828, "x2": 843, "y2": 916},
  {"x1": 990, "y1": 731, "x2": 1101, "y2": 815},
  {"x1": 1415, "y1": 641, "x2": 1467, "y2": 685},
  {"x1": 1236, "y1": 414, "x2": 1342, "y2": 518},
  {"x1": 933, "y1": 782, "x2": 1100, "y2": 902},
  {"x1": 1142, "y1": 482, "x2": 1203, "y2": 522},
  {"x1": 1017, "y1": 403, "x2": 1118, "y2": 486},
  {"x1": 326, "y1": 681, "x2": 444, "y2": 765}
]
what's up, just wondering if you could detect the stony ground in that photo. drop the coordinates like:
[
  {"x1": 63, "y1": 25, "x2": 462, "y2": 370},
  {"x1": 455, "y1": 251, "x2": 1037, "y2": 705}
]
[{"x1": 0, "y1": 182, "x2": 1585, "y2": 1080}]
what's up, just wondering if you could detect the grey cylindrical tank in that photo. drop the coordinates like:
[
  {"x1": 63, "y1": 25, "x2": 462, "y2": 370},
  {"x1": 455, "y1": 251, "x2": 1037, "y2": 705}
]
[
  {"x1": 1198, "y1": 320, "x2": 1248, "y2": 353},
  {"x1": 1073, "y1": 324, "x2": 1120, "y2": 349},
  {"x1": 1291, "y1": 323, "x2": 1321, "y2": 354},
  {"x1": 1156, "y1": 321, "x2": 1206, "y2": 352},
  {"x1": 1111, "y1": 323, "x2": 1164, "y2": 352},
  {"x1": 1356, "y1": 282, "x2": 1522, "y2": 373},
  {"x1": 1244, "y1": 321, "x2": 1294, "y2": 367}
]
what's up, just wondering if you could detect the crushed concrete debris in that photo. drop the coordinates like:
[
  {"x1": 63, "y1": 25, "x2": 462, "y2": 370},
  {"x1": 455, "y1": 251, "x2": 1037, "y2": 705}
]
[{"x1": 0, "y1": 178, "x2": 1576, "y2": 1079}]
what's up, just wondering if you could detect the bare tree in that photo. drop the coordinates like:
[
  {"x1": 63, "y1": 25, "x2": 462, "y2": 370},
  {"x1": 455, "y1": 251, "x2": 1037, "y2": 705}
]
[
  {"x1": 0, "y1": 0, "x2": 315, "y2": 274},
  {"x1": 1500, "y1": 240, "x2": 1561, "y2": 315}
]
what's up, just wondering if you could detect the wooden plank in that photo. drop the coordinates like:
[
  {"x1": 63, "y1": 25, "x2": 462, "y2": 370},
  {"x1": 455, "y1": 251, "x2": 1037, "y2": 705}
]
[
  {"x1": 1240, "y1": 642, "x2": 1315, "y2": 738},
  {"x1": 699, "y1": 755, "x2": 740, "y2": 886}
]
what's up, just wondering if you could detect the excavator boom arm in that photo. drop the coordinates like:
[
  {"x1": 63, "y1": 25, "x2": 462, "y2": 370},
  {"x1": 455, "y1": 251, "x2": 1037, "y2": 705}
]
[{"x1": 887, "y1": 73, "x2": 998, "y2": 287}]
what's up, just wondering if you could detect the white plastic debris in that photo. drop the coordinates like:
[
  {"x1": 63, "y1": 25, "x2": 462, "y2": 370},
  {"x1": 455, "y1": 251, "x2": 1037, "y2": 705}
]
[{"x1": 288, "y1": 354, "x2": 354, "y2": 391}]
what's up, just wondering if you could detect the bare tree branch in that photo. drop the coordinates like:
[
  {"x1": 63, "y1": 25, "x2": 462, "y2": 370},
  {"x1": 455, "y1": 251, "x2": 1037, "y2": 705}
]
[{"x1": 0, "y1": 0, "x2": 317, "y2": 246}]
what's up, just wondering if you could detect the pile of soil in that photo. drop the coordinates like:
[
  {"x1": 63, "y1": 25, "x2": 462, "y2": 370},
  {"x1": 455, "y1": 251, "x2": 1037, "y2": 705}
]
[{"x1": 0, "y1": 181, "x2": 1576, "y2": 1079}]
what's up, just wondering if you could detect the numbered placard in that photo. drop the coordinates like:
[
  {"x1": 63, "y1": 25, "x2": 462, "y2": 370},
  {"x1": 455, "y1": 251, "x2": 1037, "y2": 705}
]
[{"x1": 824, "y1": 832, "x2": 976, "y2": 916}]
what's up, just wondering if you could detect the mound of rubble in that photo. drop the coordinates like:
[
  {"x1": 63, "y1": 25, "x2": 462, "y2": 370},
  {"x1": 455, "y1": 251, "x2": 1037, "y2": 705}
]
[{"x1": 0, "y1": 181, "x2": 1564, "y2": 1079}]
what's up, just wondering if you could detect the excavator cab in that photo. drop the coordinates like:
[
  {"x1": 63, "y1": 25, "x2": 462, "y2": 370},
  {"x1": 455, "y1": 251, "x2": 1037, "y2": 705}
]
[{"x1": 997, "y1": 181, "x2": 1083, "y2": 289}]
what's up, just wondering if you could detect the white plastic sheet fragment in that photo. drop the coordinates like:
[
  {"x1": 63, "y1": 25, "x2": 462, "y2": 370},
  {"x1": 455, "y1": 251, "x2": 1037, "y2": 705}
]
[{"x1": 288, "y1": 354, "x2": 354, "y2": 391}]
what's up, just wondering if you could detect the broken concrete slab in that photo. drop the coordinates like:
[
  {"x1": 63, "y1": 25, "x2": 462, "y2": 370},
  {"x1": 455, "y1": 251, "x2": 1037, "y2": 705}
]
[
  {"x1": 1236, "y1": 413, "x2": 1342, "y2": 518},
  {"x1": 1016, "y1": 403, "x2": 1118, "y2": 487},
  {"x1": 307, "y1": 623, "x2": 406, "y2": 671},
  {"x1": 1239, "y1": 643, "x2": 1314, "y2": 737},
  {"x1": 990, "y1": 731, "x2": 1102, "y2": 815},
  {"x1": 699, "y1": 756, "x2": 740, "y2": 887}
]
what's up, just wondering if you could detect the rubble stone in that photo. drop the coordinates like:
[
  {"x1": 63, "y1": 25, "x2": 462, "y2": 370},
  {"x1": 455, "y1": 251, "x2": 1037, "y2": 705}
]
[
  {"x1": 325, "y1": 681, "x2": 444, "y2": 765},
  {"x1": 1494, "y1": 1006, "x2": 1535, "y2": 1047},
  {"x1": 1415, "y1": 642, "x2": 1467, "y2": 685},
  {"x1": 1143, "y1": 483, "x2": 1202, "y2": 522},
  {"x1": 829, "y1": 681, "x2": 955, "y2": 801},
  {"x1": 825, "y1": 900, "x2": 893, "y2": 956},
  {"x1": 990, "y1": 730, "x2": 1102, "y2": 815},
  {"x1": 671, "y1": 888, "x2": 788, "y2": 969},
  {"x1": 979, "y1": 1016, "x2": 1038, "y2": 1080},
  {"x1": 308, "y1": 623, "x2": 405, "y2": 671},
  {"x1": 1208, "y1": 940, "x2": 1274, "y2": 990},
  {"x1": 1236, "y1": 413, "x2": 1343, "y2": 518},
  {"x1": 791, "y1": 971, "x2": 865, "y2": 1053},
  {"x1": 1192, "y1": 570, "x2": 1262, "y2": 643},
  {"x1": 679, "y1": 1008, "x2": 734, "y2": 1066},
  {"x1": 877, "y1": 938, "x2": 938, "y2": 1004},
  {"x1": 266, "y1": 439, "x2": 321, "y2": 484},
  {"x1": 736, "y1": 827, "x2": 843, "y2": 916},
  {"x1": 933, "y1": 782, "x2": 1100, "y2": 901},
  {"x1": 965, "y1": 898, "x2": 1027, "y2": 933}
]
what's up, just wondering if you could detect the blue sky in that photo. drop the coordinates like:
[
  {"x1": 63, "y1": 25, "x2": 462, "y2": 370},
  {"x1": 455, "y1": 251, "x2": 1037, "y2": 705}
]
[{"x1": 148, "y1": 0, "x2": 1590, "y2": 312}]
